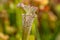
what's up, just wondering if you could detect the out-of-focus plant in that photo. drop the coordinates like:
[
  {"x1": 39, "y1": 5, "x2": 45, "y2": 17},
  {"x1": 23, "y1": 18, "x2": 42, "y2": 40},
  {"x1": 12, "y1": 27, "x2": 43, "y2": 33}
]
[{"x1": 49, "y1": 0, "x2": 60, "y2": 40}]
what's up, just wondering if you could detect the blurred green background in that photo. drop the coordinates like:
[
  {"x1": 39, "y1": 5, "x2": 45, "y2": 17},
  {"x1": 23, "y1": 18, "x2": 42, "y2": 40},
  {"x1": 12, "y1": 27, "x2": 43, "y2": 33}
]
[{"x1": 0, "y1": 0, "x2": 60, "y2": 40}]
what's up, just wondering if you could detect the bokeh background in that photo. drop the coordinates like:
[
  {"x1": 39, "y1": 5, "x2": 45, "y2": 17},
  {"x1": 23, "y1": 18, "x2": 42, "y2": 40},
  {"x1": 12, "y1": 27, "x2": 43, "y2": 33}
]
[{"x1": 0, "y1": 0, "x2": 60, "y2": 40}]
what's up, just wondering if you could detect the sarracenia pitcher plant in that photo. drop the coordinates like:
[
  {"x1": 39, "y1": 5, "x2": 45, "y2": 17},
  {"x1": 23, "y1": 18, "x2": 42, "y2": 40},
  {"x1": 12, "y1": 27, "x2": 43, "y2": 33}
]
[{"x1": 17, "y1": 3, "x2": 37, "y2": 40}]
